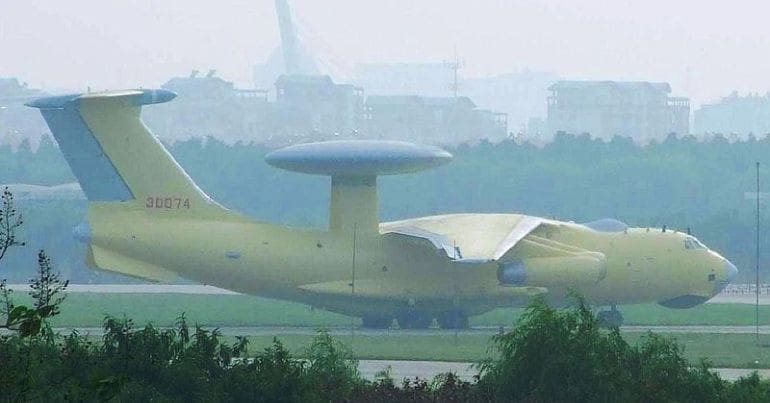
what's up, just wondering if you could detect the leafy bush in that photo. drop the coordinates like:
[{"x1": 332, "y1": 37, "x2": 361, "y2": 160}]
[
  {"x1": 476, "y1": 295, "x2": 769, "y2": 402},
  {"x1": 1, "y1": 297, "x2": 770, "y2": 401}
]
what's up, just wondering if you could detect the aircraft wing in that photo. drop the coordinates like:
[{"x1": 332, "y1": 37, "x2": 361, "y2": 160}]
[
  {"x1": 381, "y1": 214, "x2": 551, "y2": 263},
  {"x1": 381, "y1": 214, "x2": 607, "y2": 288}
]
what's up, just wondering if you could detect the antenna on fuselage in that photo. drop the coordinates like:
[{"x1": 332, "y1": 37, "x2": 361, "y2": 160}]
[
  {"x1": 453, "y1": 240, "x2": 459, "y2": 341},
  {"x1": 755, "y1": 162, "x2": 761, "y2": 345},
  {"x1": 350, "y1": 222, "x2": 357, "y2": 340}
]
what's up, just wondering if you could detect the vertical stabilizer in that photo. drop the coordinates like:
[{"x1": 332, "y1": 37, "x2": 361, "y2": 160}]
[{"x1": 27, "y1": 89, "x2": 223, "y2": 215}]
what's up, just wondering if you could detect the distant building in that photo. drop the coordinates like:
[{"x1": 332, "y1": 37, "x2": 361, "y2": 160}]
[
  {"x1": 463, "y1": 70, "x2": 560, "y2": 140},
  {"x1": 274, "y1": 74, "x2": 364, "y2": 136},
  {"x1": 0, "y1": 78, "x2": 47, "y2": 150},
  {"x1": 0, "y1": 78, "x2": 42, "y2": 103},
  {"x1": 546, "y1": 81, "x2": 689, "y2": 142},
  {"x1": 143, "y1": 70, "x2": 271, "y2": 143},
  {"x1": 163, "y1": 69, "x2": 268, "y2": 101},
  {"x1": 694, "y1": 92, "x2": 770, "y2": 138},
  {"x1": 353, "y1": 63, "x2": 455, "y2": 98},
  {"x1": 354, "y1": 64, "x2": 544, "y2": 141},
  {"x1": 364, "y1": 95, "x2": 507, "y2": 143},
  {"x1": 526, "y1": 117, "x2": 548, "y2": 140},
  {"x1": 116, "y1": 70, "x2": 508, "y2": 146}
]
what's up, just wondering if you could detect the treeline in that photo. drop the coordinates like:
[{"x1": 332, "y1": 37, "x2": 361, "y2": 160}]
[
  {"x1": 1, "y1": 297, "x2": 769, "y2": 402},
  {"x1": 1, "y1": 133, "x2": 768, "y2": 281}
]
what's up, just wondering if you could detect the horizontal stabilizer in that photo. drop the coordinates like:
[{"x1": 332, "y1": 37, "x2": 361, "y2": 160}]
[{"x1": 88, "y1": 245, "x2": 178, "y2": 283}]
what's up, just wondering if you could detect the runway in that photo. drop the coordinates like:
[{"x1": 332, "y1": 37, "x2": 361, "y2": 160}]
[
  {"x1": 6, "y1": 284, "x2": 770, "y2": 305},
  {"x1": 35, "y1": 324, "x2": 770, "y2": 337},
  {"x1": 5, "y1": 283, "x2": 769, "y2": 336},
  {"x1": 356, "y1": 360, "x2": 770, "y2": 382}
]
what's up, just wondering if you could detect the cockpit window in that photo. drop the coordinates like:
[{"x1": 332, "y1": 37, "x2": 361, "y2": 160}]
[{"x1": 684, "y1": 237, "x2": 706, "y2": 250}]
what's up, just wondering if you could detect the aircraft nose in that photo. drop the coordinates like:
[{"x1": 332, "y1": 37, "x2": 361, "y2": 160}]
[{"x1": 725, "y1": 260, "x2": 738, "y2": 284}]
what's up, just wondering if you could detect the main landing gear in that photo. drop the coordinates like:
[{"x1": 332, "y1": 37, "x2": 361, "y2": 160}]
[
  {"x1": 361, "y1": 313, "x2": 393, "y2": 329},
  {"x1": 360, "y1": 310, "x2": 471, "y2": 329},
  {"x1": 396, "y1": 310, "x2": 433, "y2": 329},
  {"x1": 597, "y1": 306, "x2": 624, "y2": 328},
  {"x1": 436, "y1": 310, "x2": 469, "y2": 330}
]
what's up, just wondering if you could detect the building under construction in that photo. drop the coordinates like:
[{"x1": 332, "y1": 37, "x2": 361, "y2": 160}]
[{"x1": 546, "y1": 81, "x2": 690, "y2": 143}]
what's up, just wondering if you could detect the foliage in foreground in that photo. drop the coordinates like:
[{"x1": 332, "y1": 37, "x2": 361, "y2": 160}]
[
  {"x1": 1, "y1": 299, "x2": 770, "y2": 402},
  {"x1": 477, "y1": 295, "x2": 770, "y2": 402},
  {"x1": 1, "y1": 186, "x2": 69, "y2": 337}
]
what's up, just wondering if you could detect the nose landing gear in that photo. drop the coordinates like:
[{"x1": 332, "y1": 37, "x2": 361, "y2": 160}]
[
  {"x1": 396, "y1": 309, "x2": 433, "y2": 329},
  {"x1": 597, "y1": 306, "x2": 623, "y2": 328}
]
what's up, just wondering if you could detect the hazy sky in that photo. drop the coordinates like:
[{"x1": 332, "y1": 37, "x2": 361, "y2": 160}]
[{"x1": 2, "y1": 0, "x2": 769, "y2": 106}]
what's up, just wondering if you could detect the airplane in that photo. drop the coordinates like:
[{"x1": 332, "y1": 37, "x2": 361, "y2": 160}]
[{"x1": 27, "y1": 89, "x2": 738, "y2": 329}]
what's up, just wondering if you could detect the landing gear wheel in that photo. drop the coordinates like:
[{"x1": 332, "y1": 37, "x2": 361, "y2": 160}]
[
  {"x1": 437, "y1": 310, "x2": 469, "y2": 329},
  {"x1": 361, "y1": 314, "x2": 392, "y2": 329},
  {"x1": 397, "y1": 310, "x2": 433, "y2": 329},
  {"x1": 597, "y1": 307, "x2": 623, "y2": 328}
]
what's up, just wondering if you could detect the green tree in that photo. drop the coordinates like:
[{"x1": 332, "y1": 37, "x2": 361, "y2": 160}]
[
  {"x1": 0, "y1": 187, "x2": 68, "y2": 337},
  {"x1": 0, "y1": 186, "x2": 24, "y2": 262},
  {"x1": 476, "y1": 295, "x2": 737, "y2": 402}
]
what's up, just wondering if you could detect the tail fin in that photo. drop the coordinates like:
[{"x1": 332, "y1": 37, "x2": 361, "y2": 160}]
[{"x1": 27, "y1": 89, "x2": 220, "y2": 214}]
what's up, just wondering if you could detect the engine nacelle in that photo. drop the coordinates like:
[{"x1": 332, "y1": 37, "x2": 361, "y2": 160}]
[{"x1": 497, "y1": 254, "x2": 607, "y2": 287}]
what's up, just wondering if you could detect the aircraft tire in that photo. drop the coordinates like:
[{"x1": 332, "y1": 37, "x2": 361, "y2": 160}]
[
  {"x1": 437, "y1": 310, "x2": 469, "y2": 329},
  {"x1": 397, "y1": 310, "x2": 433, "y2": 329},
  {"x1": 361, "y1": 314, "x2": 392, "y2": 329}
]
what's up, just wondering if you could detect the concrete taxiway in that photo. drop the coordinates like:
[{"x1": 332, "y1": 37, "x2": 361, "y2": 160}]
[
  {"x1": 6, "y1": 284, "x2": 770, "y2": 305},
  {"x1": 357, "y1": 360, "x2": 770, "y2": 382},
  {"x1": 33, "y1": 324, "x2": 770, "y2": 337}
]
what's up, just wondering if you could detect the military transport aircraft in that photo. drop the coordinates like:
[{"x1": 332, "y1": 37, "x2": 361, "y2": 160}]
[{"x1": 28, "y1": 89, "x2": 738, "y2": 329}]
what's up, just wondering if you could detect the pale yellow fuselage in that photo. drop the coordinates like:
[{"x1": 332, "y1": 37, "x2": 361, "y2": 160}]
[{"x1": 89, "y1": 204, "x2": 732, "y2": 319}]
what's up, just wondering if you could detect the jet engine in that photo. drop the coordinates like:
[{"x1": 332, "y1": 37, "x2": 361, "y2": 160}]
[{"x1": 498, "y1": 254, "x2": 607, "y2": 287}]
